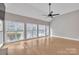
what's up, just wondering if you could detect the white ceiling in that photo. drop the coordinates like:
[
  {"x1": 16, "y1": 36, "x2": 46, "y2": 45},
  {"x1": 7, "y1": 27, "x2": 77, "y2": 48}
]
[{"x1": 5, "y1": 3, "x2": 79, "y2": 22}]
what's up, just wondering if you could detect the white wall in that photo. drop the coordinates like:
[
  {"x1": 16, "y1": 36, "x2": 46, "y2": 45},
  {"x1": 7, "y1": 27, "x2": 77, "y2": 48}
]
[
  {"x1": 5, "y1": 12, "x2": 49, "y2": 25},
  {"x1": 50, "y1": 10, "x2": 79, "y2": 40}
]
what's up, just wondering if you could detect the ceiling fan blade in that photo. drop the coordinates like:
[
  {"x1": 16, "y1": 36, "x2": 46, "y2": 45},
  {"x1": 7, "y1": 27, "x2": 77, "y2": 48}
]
[
  {"x1": 52, "y1": 14, "x2": 60, "y2": 16},
  {"x1": 42, "y1": 15, "x2": 48, "y2": 17},
  {"x1": 44, "y1": 16, "x2": 51, "y2": 19}
]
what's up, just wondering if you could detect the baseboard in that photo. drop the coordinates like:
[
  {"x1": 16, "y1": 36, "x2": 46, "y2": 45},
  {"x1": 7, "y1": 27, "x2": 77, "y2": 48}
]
[{"x1": 52, "y1": 35, "x2": 79, "y2": 41}]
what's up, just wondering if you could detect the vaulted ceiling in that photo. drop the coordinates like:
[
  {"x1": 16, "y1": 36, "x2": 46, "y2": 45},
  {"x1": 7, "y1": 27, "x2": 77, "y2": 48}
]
[{"x1": 5, "y1": 3, "x2": 79, "y2": 22}]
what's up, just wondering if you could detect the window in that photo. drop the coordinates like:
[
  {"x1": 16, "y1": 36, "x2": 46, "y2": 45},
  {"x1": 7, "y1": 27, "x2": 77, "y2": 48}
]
[
  {"x1": 5, "y1": 21, "x2": 24, "y2": 42},
  {"x1": 46, "y1": 26, "x2": 49, "y2": 36},
  {"x1": 16, "y1": 23, "x2": 24, "y2": 40},
  {"x1": 26, "y1": 23, "x2": 33, "y2": 39},
  {"x1": 26, "y1": 23, "x2": 37, "y2": 39},
  {"x1": 32, "y1": 24, "x2": 37, "y2": 38},
  {"x1": 0, "y1": 20, "x2": 3, "y2": 44},
  {"x1": 50, "y1": 27, "x2": 53, "y2": 37},
  {"x1": 38, "y1": 25, "x2": 45, "y2": 37},
  {"x1": 5, "y1": 21, "x2": 49, "y2": 42}
]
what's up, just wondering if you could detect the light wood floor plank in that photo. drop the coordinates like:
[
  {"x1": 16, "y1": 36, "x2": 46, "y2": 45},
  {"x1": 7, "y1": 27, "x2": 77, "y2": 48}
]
[{"x1": 3, "y1": 36, "x2": 79, "y2": 55}]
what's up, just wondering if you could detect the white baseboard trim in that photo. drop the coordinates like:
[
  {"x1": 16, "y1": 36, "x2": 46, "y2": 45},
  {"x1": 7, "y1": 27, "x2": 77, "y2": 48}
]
[{"x1": 52, "y1": 35, "x2": 79, "y2": 41}]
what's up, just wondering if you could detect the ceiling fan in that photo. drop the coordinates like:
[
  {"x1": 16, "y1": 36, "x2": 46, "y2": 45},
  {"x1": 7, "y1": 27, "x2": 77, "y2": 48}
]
[{"x1": 43, "y1": 3, "x2": 60, "y2": 18}]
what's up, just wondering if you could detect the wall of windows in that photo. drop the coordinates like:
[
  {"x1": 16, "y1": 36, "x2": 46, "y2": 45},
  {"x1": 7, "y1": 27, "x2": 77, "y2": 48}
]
[
  {"x1": 4, "y1": 21, "x2": 50, "y2": 43},
  {"x1": 26, "y1": 23, "x2": 49, "y2": 39},
  {"x1": 5, "y1": 21, "x2": 24, "y2": 42},
  {"x1": 0, "y1": 20, "x2": 3, "y2": 44}
]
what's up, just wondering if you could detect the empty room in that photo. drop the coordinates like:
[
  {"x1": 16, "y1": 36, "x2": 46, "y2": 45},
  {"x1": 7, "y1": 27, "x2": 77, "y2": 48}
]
[{"x1": 0, "y1": 3, "x2": 79, "y2": 55}]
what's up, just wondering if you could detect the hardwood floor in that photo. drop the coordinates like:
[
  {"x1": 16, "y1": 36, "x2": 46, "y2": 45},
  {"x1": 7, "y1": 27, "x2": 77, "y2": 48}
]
[{"x1": 3, "y1": 36, "x2": 79, "y2": 55}]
